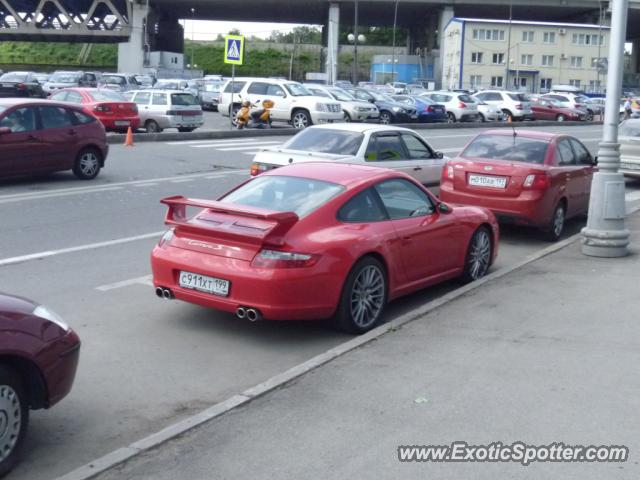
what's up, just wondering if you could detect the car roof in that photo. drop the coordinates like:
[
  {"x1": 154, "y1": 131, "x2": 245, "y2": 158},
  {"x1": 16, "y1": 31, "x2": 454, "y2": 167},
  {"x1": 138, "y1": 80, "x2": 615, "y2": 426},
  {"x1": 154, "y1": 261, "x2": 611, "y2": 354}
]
[
  {"x1": 262, "y1": 161, "x2": 398, "y2": 187},
  {"x1": 0, "y1": 98, "x2": 80, "y2": 108},
  {"x1": 479, "y1": 129, "x2": 559, "y2": 141},
  {"x1": 300, "y1": 123, "x2": 417, "y2": 134}
]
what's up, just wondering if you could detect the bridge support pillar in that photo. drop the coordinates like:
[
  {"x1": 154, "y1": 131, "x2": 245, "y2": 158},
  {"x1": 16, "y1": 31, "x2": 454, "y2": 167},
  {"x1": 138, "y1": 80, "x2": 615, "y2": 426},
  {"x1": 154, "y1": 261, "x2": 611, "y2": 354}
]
[
  {"x1": 325, "y1": 3, "x2": 340, "y2": 84},
  {"x1": 630, "y1": 38, "x2": 640, "y2": 75},
  {"x1": 118, "y1": 2, "x2": 148, "y2": 73},
  {"x1": 435, "y1": 6, "x2": 454, "y2": 89}
]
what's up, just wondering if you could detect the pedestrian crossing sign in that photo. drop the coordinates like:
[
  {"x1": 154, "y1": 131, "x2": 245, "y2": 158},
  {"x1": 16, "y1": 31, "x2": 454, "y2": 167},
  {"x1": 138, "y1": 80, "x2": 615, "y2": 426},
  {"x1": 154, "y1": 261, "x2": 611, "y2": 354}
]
[{"x1": 224, "y1": 35, "x2": 244, "y2": 65}]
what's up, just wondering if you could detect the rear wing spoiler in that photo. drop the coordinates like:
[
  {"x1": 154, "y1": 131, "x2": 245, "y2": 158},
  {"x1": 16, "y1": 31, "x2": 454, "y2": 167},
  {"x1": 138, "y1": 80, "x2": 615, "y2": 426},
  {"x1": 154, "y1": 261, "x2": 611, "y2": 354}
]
[{"x1": 160, "y1": 195, "x2": 299, "y2": 246}]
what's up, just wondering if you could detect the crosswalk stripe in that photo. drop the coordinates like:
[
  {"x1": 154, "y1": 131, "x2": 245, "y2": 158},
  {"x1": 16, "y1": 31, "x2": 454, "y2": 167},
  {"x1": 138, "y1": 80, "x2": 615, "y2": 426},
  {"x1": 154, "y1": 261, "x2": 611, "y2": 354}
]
[
  {"x1": 217, "y1": 144, "x2": 282, "y2": 151},
  {"x1": 165, "y1": 138, "x2": 258, "y2": 145}
]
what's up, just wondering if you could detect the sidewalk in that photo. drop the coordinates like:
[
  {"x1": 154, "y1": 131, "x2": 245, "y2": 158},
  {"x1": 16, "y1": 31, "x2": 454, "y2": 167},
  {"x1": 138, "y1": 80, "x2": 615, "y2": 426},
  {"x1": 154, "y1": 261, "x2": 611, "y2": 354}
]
[{"x1": 97, "y1": 214, "x2": 640, "y2": 480}]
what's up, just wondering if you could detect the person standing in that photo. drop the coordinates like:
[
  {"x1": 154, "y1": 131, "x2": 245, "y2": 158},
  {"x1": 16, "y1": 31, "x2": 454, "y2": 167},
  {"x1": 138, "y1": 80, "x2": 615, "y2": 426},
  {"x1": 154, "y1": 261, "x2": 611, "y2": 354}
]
[{"x1": 624, "y1": 98, "x2": 632, "y2": 120}]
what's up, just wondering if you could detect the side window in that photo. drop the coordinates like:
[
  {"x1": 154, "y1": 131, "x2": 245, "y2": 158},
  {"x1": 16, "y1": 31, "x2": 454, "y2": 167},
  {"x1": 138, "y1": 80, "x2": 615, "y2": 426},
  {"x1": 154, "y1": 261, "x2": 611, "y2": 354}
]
[
  {"x1": 247, "y1": 82, "x2": 269, "y2": 95},
  {"x1": 367, "y1": 134, "x2": 408, "y2": 161},
  {"x1": 555, "y1": 139, "x2": 576, "y2": 166},
  {"x1": 337, "y1": 188, "x2": 388, "y2": 222},
  {"x1": 133, "y1": 92, "x2": 151, "y2": 105},
  {"x1": 475, "y1": 93, "x2": 487, "y2": 101},
  {"x1": 38, "y1": 106, "x2": 73, "y2": 129},
  {"x1": 309, "y1": 88, "x2": 330, "y2": 98},
  {"x1": 374, "y1": 179, "x2": 435, "y2": 219},
  {"x1": 223, "y1": 81, "x2": 246, "y2": 93},
  {"x1": 569, "y1": 138, "x2": 592, "y2": 165},
  {"x1": 489, "y1": 93, "x2": 502, "y2": 101},
  {"x1": 152, "y1": 93, "x2": 167, "y2": 105},
  {"x1": 266, "y1": 84, "x2": 286, "y2": 97},
  {"x1": 65, "y1": 91, "x2": 83, "y2": 104},
  {"x1": 0, "y1": 107, "x2": 37, "y2": 133},
  {"x1": 71, "y1": 109, "x2": 95, "y2": 125},
  {"x1": 401, "y1": 134, "x2": 434, "y2": 159}
]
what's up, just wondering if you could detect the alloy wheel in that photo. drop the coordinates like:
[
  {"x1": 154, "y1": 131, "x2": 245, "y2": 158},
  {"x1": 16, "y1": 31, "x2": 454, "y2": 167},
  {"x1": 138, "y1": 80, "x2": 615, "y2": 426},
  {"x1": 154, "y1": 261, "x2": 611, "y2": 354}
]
[
  {"x1": 349, "y1": 265, "x2": 385, "y2": 329},
  {"x1": 379, "y1": 112, "x2": 391, "y2": 124},
  {"x1": 468, "y1": 229, "x2": 491, "y2": 281},
  {"x1": 79, "y1": 152, "x2": 99, "y2": 177},
  {"x1": 0, "y1": 385, "x2": 21, "y2": 463},
  {"x1": 553, "y1": 206, "x2": 565, "y2": 238},
  {"x1": 292, "y1": 112, "x2": 309, "y2": 129}
]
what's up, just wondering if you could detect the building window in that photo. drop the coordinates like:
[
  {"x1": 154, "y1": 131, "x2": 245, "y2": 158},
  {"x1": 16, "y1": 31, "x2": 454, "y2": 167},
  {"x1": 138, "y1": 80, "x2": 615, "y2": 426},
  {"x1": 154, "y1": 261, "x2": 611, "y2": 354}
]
[
  {"x1": 540, "y1": 78, "x2": 552, "y2": 92},
  {"x1": 543, "y1": 32, "x2": 556, "y2": 44},
  {"x1": 542, "y1": 55, "x2": 554, "y2": 66},
  {"x1": 472, "y1": 28, "x2": 505, "y2": 41},
  {"x1": 471, "y1": 52, "x2": 483, "y2": 64},
  {"x1": 589, "y1": 80, "x2": 602, "y2": 92},
  {"x1": 570, "y1": 56, "x2": 583, "y2": 68},
  {"x1": 492, "y1": 53, "x2": 505, "y2": 64},
  {"x1": 522, "y1": 31, "x2": 534, "y2": 42},
  {"x1": 569, "y1": 80, "x2": 581, "y2": 88},
  {"x1": 470, "y1": 75, "x2": 482, "y2": 88},
  {"x1": 521, "y1": 54, "x2": 533, "y2": 66},
  {"x1": 491, "y1": 76, "x2": 503, "y2": 87},
  {"x1": 572, "y1": 33, "x2": 604, "y2": 46}
]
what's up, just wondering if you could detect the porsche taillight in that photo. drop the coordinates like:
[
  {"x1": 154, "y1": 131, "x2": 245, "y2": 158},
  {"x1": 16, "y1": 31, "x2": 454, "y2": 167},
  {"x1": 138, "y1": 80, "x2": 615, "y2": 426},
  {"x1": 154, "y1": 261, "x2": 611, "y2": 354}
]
[{"x1": 251, "y1": 250, "x2": 319, "y2": 268}]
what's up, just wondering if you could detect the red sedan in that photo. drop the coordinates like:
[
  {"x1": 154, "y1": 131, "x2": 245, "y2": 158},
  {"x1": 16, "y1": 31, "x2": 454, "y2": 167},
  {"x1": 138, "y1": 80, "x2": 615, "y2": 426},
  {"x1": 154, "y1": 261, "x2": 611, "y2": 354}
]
[
  {"x1": 49, "y1": 88, "x2": 140, "y2": 132},
  {"x1": 0, "y1": 293, "x2": 80, "y2": 476},
  {"x1": 151, "y1": 163, "x2": 499, "y2": 333},
  {"x1": 530, "y1": 99, "x2": 586, "y2": 122},
  {"x1": 440, "y1": 130, "x2": 596, "y2": 241}
]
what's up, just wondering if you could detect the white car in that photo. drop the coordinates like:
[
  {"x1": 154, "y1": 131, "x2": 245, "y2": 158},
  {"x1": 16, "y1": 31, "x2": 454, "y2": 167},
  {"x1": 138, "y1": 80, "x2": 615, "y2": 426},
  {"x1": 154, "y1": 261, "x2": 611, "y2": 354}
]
[
  {"x1": 472, "y1": 90, "x2": 534, "y2": 121},
  {"x1": 420, "y1": 91, "x2": 480, "y2": 123},
  {"x1": 250, "y1": 124, "x2": 447, "y2": 188},
  {"x1": 468, "y1": 98, "x2": 503, "y2": 122},
  {"x1": 619, "y1": 119, "x2": 640, "y2": 178},
  {"x1": 303, "y1": 84, "x2": 379, "y2": 122},
  {"x1": 218, "y1": 77, "x2": 343, "y2": 129},
  {"x1": 125, "y1": 89, "x2": 204, "y2": 133}
]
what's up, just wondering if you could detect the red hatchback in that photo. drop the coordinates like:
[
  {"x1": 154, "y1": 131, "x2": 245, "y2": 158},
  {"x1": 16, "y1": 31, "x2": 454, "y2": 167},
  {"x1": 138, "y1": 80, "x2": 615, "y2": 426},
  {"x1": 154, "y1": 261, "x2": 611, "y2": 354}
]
[
  {"x1": 0, "y1": 293, "x2": 80, "y2": 476},
  {"x1": 0, "y1": 99, "x2": 109, "y2": 180},
  {"x1": 440, "y1": 130, "x2": 596, "y2": 241},
  {"x1": 151, "y1": 163, "x2": 499, "y2": 333},
  {"x1": 49, "y1": 88, "x2": 140, "y2": 132}
]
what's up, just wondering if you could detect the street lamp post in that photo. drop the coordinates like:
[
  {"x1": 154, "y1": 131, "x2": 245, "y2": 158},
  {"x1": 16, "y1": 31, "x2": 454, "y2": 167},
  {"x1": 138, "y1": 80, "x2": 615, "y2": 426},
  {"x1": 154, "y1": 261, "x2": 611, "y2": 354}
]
[
  {"x1": 581, "y1": 0, "x2": 630, "y2": 257},
  {"x1": 354, "y1": 0, "x2": 359, "y2": 84},
  {"x1": 190, "y1": 8, "x2": 195, "y2": 70},
  {"x1": 391, "y1": 0, "x2": 399, "y2": 82}
]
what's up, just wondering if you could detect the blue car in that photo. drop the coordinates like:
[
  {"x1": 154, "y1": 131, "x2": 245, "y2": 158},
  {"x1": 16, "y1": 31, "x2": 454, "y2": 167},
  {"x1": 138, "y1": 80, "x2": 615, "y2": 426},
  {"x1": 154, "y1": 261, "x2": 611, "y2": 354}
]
[{"x1": 391, "y1": 95, "x2": 447, "y2": 123}]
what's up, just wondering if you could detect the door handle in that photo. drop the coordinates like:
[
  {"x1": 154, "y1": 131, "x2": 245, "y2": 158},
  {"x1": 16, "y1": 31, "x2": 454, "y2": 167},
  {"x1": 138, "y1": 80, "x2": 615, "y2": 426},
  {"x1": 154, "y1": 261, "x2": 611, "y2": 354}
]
[{"x1": 413, "y1": 166, "x2": 422, "y2": 171}]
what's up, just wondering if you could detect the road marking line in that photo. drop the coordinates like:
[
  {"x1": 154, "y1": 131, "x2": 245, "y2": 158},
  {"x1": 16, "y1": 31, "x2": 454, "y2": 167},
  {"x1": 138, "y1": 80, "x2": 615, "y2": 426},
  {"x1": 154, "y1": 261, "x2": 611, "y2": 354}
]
[
  {"x1": 96, "y1": 275, "x2": 153, "y2": 291},
  {"x1": 0, "y1": 232, "x2": 164, "y2": 268},
  {"x1": 217, "y1": 144, "x2": 282, "y2": 151},
  {"x1": 170, "y1": 179, "x2": 194, "y2": 183},
  {"x1": 0, "y1": 170, "x2": 244, "y2": 204},
  {"x1": 242, "y1": 151, "x2": 261, "y2": 155},
  {"x1": 133, "y1": 183, "x2": 159, "y2": 187},
  {"x1": 165, "y1": 138, "x2": 259, "y2": 145},
  {"x1": 191, "y1": 141, "x2": 282, "y2": 149}
]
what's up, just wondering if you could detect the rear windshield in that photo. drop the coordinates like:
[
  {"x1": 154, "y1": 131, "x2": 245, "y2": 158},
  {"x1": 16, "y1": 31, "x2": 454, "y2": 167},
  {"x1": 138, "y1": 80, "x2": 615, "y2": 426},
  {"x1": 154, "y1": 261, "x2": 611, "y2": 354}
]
[
  {"x1": 102, "y1": 75, "x2": 126, "y2": 85},
  {"x1": 220, "y1": 175, "x2": 344, "y2": 218},
  {"x1": 171, "y1": 93, "x2": 198, "y2": 106},
  {"x1": 0, "y1": 73, "x2": 28, "y2": 82},
  {"x1": 507, "y1": 93, "x2": 529, "y2": 102},
  {"x1": 462, "y1": 134, "x2": 550, "y2": 164},
  {"x1": 90, "y1": 89, "x2": 126, "y2": 102},
  {"x1": 284, "y1": 129, "x2": 363, "y2": 156},
  {"x1": 203, "y1": 83, "x2": 220, "y2": 92},
  {"x1": 50, "y1": 72, "x2": 81, "y2": 83},
  {"x1": 458, "y1": 94, "x2": 474, "y2": 102},
  {"x1": 155, "y1": 81, "x2": 181, "y2": 90}
]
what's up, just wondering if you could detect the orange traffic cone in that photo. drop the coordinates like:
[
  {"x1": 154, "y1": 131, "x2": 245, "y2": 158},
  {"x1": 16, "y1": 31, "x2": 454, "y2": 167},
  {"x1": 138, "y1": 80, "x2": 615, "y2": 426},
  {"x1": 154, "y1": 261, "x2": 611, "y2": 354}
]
[
  {"x1": 507, "y1": 115, "x2": 512, "y2": 124},
  {"x1": 124, "y1": 126, "x2": 134, "y2": 147}
]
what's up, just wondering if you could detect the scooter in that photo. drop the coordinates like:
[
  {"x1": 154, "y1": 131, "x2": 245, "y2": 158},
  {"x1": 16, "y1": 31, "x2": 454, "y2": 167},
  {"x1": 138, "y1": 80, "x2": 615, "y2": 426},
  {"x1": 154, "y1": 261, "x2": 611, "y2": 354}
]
[{"x1": 236, "y1": 99, "x2": 273, "y2": 129}]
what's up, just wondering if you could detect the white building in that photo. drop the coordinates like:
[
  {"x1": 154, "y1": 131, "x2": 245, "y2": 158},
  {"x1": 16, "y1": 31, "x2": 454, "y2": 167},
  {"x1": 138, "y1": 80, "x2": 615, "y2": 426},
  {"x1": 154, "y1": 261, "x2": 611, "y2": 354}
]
[{"x1": 441, "y1": 18, "x2": 610, "y2": 94}]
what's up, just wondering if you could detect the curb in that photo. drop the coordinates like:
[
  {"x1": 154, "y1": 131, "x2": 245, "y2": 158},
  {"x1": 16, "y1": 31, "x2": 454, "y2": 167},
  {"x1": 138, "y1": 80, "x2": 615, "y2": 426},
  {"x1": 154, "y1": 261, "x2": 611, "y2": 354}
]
[
  {"x1": 53, "y1": 202, "x2": 637, "y2": 480},
  {"x1": 106, "y1": 120, "x2": 601, "y2": 145}
]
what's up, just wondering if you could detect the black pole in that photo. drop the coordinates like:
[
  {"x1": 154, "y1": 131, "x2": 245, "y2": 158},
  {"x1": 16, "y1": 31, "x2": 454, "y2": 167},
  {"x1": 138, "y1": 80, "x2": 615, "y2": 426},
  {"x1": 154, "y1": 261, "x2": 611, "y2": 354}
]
[
  {"x1": 353, "y1": 0, "x2": 359, "y2": 84},
  {"x1": 391, "y1": 0, "x2": 399, "y2": 82}
]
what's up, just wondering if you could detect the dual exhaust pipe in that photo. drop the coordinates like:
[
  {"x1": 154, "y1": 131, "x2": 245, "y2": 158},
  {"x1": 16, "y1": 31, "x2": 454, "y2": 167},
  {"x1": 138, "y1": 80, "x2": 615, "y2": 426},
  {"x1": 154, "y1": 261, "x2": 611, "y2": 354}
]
[
  {"x1": 155, "y1": 286, "x2": 174, "y2": 300},
  {"x1": 236, "y1": 306, "x2": 262, "y2": 322},
  {"x1": 155, "y1": 287, "x2": 262, "y2": 322}
]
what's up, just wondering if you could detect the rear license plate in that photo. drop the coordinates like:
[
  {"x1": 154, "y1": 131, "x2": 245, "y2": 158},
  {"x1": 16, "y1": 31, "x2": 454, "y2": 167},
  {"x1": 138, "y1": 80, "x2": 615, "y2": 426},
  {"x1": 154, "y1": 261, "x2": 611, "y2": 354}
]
[
  {"x1": 114, "y1": 120, "x2": 130, "y2": 126},
  {"x1": 468, "y1": 174, "x2": 507, "y2": 188},
  {"x1": 179, "y1": 271, "x2": 230, "y2": 296},
  {"x1": 2, "y1": 84, "x2": 12, "y2": 88},
  {"x1": 410, "y1": 114, "x2": 418, "y2": 119}
]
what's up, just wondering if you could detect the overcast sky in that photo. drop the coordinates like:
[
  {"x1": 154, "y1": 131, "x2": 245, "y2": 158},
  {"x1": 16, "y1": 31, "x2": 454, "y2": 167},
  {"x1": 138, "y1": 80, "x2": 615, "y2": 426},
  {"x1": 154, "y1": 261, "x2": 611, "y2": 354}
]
[{"x1": 182, "y1": 20, "x2": 318, "y2": 40}]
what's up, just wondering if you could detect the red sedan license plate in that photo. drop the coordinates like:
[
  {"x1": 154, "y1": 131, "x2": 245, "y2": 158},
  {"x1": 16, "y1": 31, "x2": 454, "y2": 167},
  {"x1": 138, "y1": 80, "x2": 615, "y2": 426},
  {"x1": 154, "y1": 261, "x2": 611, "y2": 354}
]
[
  {"x1": 468, "y1": 174, "x2": 507, "y2": 188},
  {"x1": 179, "y1": 271, "x2": 229, "y2": 296},
  {"x1": 114, "y1": 120, "x2": 130, "y2": 126}
]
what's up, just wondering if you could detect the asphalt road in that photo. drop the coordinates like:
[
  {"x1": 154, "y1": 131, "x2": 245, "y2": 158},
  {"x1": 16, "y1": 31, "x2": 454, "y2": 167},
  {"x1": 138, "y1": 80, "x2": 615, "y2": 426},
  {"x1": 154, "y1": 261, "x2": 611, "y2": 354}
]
[{"x1": 1, "y1": 124, "x2": 638, "y2": 480}]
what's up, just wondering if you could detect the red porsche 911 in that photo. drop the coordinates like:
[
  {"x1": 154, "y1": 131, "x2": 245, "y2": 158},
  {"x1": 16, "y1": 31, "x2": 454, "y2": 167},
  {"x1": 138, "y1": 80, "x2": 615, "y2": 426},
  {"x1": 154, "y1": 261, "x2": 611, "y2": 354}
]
[
  {"x1": 151, "y1": 163, "x2": 499, "y2": 333},
  {"x1": 440, "y1": 130, "x2": 596, "y2": 241}
]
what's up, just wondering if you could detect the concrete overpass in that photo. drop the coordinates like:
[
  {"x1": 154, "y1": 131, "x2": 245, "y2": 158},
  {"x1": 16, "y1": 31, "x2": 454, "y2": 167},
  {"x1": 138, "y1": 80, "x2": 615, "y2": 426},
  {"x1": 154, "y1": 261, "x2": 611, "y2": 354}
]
[{"x1": 2, "y1": 0, "x2": 640, "y2": 81}]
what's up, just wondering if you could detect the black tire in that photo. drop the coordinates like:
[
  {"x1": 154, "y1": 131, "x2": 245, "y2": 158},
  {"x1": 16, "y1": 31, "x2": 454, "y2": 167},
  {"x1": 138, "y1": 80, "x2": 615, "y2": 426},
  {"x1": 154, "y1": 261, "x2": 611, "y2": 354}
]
[
  {"x1": 460, "y1": 227, "x2": 493, "y2": 284},
  {"x1": 145, "y1": 120, "x2": 162, "y2": 133},
  {"x1": 343, "y1": 112, "x2": 352, "y2": 122},
  {"x1": 585, "y1": 110, "x2": 594, "y2": 121},
  {"x1": 72, "y1": 148, "x2": 102, "y2": 180},
  {"x1": 178, "y1": 127, "x2": 195, "y2": 132},
  {"x1": 502, "y1": 109, "x2": 513, "y2": 122},
  {"x1": 544, "y1": 202, "x2": 566, "y2": 242},
  {"x1": 478, "y1": 113, "x2": 486, "y2": 122},
  {"x1": 556, "y1": 114, "x2": 566, "y2": 122},
  {"x1": 291, "y1": 109, "x2": 312, "y2": 129},
  {"x1": 446, "y1": 112, "x2": 456, "y2": 123},
  {"x1": 379, "y1": 111, "x2": 392, "y2": 124},
  {"x1": 334, "y1": 257, "x2": 388, "y2": 334},
  {"x1": 0, "y1": 366, "x2": 29, "y2": 478}
]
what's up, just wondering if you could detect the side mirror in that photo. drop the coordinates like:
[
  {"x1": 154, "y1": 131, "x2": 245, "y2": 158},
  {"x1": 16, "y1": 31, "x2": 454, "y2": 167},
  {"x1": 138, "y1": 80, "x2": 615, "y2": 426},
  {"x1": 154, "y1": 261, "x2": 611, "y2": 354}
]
[
  {"x1": 438, "y1": 202, "x2": 452, "y2": 214},
  {"x1": 0, "y1": 127, "x2": 12, "y2": 135},
  {"x1": 593, "y1": 156, "x2": 598, "y2": 166},
  {"x1": 368, "y1": 98, "x2": 375, "y2": 103},
  {"x1": 435, "y1": 151, "x2": 444, "y2": 159}
]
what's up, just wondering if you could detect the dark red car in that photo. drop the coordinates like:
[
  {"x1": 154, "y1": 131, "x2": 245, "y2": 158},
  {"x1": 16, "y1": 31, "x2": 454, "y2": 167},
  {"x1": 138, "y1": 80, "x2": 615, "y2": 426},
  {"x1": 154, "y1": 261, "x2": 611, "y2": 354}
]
[
  {"x1": 151, "y1": 163, "x2": 499, "y2": 333},
  {"x1": 0, "y1": 292, "x2": 80, "y2": 476},
  {"x1": 530, "y1": 99, "x2": 586, "y2": 122},
  {"x1": 0, "y1": 99, "x2": 109, "y2": 180},
  {"x1": 49, "y1": 88, "x2": 140, "y2": 132},
  {"x1": 440, "y1": 130, "x2": 595, "y2": 241}
]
